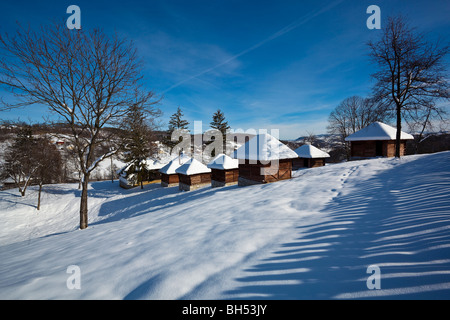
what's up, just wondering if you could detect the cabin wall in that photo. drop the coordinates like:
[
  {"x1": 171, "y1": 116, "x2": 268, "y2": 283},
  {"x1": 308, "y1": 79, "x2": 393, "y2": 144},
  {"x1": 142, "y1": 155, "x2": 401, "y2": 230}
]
[
  {"x1": 161, "y1": 173, "x2": 179, "y2": 187},
  {"x1": 310, "y1": 158, "x2": 325, "y2": 168},
  {"x1": 238, "y1": 159, "x2": 292, "y2": 185},
  {"x1": 292, "y1": 158, "x2": 304, "y2": 170},
  {"x1": 351, "y1": 141, "x2": 377, "y2": 158},
  {"x1": 211, "y1": 168, "x2": 239, "y2": 185},
  {"x1": 351, "y1": 140, "x2": 407, "y2": 158},
  {"x1": 384, "y1": 141, "x2": 406, "y2": 157},
  {"x1": 178, "y1": 173, "x2": 211, "y2": 191},
  {"x1": 292, "y1": 158, "x2": 326, "y2": 169}
]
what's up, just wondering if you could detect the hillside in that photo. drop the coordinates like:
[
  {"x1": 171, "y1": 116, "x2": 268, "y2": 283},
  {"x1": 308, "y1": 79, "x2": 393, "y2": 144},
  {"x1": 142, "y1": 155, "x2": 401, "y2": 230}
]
[{"x1": 0, "y1": 151, "x2": 449, "y2": 299}]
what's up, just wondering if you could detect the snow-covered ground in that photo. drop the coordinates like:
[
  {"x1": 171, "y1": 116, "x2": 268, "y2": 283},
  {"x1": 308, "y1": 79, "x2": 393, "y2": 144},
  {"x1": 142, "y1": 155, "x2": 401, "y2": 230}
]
[{"x1": 0, "y1": 151, "x2": 449, "y2": 299}]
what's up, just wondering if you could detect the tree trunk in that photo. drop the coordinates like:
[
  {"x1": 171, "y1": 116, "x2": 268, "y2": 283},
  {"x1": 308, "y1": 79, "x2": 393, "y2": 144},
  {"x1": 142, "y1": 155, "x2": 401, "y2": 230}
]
[
  {"x1": 80, "y1": 174, "x2": 89, "y2": 229},
  {"x1": 37, "y1": 182, "x2": 42, "y2": 210},
  {"x1": 111, "y1": 156, "x2": 114, "y2": 183},
  {"x1": 395, "y1": 103, "x2": 402, "y2": 158},
  {"x1": 19, "y1": 180, "x2": 29, "y2": 196}
]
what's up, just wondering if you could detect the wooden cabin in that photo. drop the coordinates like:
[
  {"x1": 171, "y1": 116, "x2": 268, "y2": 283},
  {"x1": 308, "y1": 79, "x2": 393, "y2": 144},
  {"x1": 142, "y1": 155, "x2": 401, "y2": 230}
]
[
  {"x1": 175, "y1": 158, "x2": 211, "y2": 191},
  {"x1": 159, "y1": 153, "x2": 190, "y2": 187},
  {"x1": 207, "y1": 153, "x2": 239, "y2": 188},
  {"x1": 118, "y1": 159, "x2": 165, "y2": 189},
  {"x1": 293, "y1": 143, "x2": 330, "y2": 169},
  {"x1": 345, "y1": 122, "x2": 414, "y2": 159},
  {"x1": 232, "y1": 133, "x2": 298, "y2": 186}
]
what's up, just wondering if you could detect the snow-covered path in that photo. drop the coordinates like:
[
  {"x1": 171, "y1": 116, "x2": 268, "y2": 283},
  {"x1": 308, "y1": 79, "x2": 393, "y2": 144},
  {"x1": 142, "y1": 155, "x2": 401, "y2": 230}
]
[{"x1": 0, "y1": 152, "x2": 449, "y2": 299}]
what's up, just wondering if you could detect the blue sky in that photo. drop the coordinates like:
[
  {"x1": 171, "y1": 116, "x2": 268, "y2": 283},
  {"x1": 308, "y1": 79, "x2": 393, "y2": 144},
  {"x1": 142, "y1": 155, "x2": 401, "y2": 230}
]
[{"x1": 0, "y1": 0, "x2": 449, "y2": 139}]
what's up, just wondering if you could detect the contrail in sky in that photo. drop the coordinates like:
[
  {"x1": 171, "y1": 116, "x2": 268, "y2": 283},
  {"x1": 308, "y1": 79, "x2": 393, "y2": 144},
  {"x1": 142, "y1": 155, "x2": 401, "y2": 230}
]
[{"x1": 161, "y1": 0, "x2": 344, "y2": 94}]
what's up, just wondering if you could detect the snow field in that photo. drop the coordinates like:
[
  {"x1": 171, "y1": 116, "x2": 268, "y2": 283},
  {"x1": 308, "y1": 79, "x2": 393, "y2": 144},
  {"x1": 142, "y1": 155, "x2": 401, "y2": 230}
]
[{"x1": 0, "y1": 151, "x2": 449, "y2": 299}]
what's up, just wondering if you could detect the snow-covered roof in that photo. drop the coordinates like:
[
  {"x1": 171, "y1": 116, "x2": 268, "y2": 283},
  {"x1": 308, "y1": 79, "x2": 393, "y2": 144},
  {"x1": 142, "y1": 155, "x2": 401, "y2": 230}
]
[
  {"x1": 345, "y1": 122, "x2": 414, "y2": 141},
  {"x1": 159, "y1": 153, "x2": 191, "y2": 175},
  {"x1": 207, "y1": 154, "x2": 239, "y2": 170},
  {"x1": 142, "y1": 159, "x2": 166, "y2": 171},
  {"x1": 117, "y1": 158, "x2": 167, "y2": 176},
  {"x1": 295, "y1": 144, "x2": 330, "y2": 158},
  {"x1": 176, "y1": 158, "x2": 211, "y2": 176},
  {"x1": 232, "y1": 133, "x2": 298, "y2": 161}
]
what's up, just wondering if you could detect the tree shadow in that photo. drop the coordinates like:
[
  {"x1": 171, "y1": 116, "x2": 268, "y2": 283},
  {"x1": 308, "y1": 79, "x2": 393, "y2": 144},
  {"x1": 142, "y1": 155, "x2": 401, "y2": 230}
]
[
  {"x1": 91, "y1": 183, "x2": 240, "y2": 226},
  {"x1": 224, "y1": 152, "x2": 450, "y2": 299}
]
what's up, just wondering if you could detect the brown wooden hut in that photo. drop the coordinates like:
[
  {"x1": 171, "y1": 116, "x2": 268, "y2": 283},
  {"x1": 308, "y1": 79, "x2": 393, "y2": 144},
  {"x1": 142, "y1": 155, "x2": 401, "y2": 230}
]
[
  {"x1": 345, "y1": 122, "x2": 414, "y2": 159},
  {"x1": 232, "y1": 133, "x2": 298, "y2": 186},
  {"x1": 118, "y1": 159, "x2": 165, "y2": 189},
  {"x1": 207, "y1": 154, "x2": 239, "y2": 188},
  {"x1": 292, "y1": 143, "x2": 330, "y2": 169},
  {"x1": 159, "y1": 153, "x2": 190, "y2": 187},
  {"x1": 175, "y1": 158, "x2": 211, "y2": 191}
]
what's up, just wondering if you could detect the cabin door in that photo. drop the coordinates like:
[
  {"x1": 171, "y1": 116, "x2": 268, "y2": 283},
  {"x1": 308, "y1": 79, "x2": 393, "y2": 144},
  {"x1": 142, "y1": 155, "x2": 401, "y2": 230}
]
[
  {"x1": 304, "y1": 159, "x2": 309, "y2": 167},
  {"x1": 375, "y1": 141, "x2": 383, "y2": 156}
]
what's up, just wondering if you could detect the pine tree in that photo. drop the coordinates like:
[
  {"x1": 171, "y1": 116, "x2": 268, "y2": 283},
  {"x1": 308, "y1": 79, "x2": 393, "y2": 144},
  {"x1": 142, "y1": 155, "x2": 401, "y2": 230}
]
[
  {"x1": 121, "y1": 102, "x2": 154, "y2": 189},
  {"x1": 210, "y1": 109, "x2": 230, "y2": 155},
  {"x1": 210, "y1": 109, "x2": 230, "y2": 135},
  {"x1": 168, "y1": 107, "x2": 190, "y2": 132},
  {"x1": 164, "y1": 107, "x2": 190, "y2": 152}
]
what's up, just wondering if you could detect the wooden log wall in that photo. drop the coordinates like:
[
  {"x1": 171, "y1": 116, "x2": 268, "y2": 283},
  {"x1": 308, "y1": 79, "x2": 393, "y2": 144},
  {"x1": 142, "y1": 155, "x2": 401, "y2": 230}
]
[
  {"x1": 239, "y1": 159, "x2": 292, "y2": 183},
  {"x1": 178, "y1": 173, "x2": 211, "y2": 186},
  {"x1": 211, "y1": 168, "x2": 239, "y2": 184}
]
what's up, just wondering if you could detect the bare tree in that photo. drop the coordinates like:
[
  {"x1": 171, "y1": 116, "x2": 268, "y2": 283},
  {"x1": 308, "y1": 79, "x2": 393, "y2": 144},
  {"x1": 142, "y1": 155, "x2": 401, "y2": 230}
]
[
  {"x1": 328, "y1": 96, "x2": 386, "y2": 139},
  {"x1": 0, "y1": 126, "x2": 38, "y2": 196},
  {"x1": 327, "y1": 95, "x2": 390, "y2": 157},
  {"x1": 304, "y1": 131, "x2": 318, "y2": 145},
  {"x1": 368, "y1": 16, "x2": 450, "y2": 158},
  {"x1": 0, "y1": 24, "x2": 158, "y2": 229},
  {"x1": 405, "y1": 100, "x2": 448, "y2": 153},
  {"x1": 33, "y1": 136, "x2": 63, "y2": 210}
]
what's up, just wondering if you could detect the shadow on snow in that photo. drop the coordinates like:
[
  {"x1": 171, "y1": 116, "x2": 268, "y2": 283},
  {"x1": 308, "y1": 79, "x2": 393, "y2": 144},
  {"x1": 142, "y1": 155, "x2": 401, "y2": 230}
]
[
  {"x1": 91, "y1": 183, "x2": 240, "y2": 226},
  {"x1": 224, "y1": 152, "x2": 450, "y2": 299}
]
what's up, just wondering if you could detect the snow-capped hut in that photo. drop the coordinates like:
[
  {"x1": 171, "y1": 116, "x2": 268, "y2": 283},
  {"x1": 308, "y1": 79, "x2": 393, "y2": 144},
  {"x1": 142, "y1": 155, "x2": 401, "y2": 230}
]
[
  {"x1": 293, "y1": 143, "x2": 330, "y2": 169},
  {"x1": 345, "y1": 122, "x2": 414, "y2": 159},
  {"x1": 175, "y1": 158, "x2": 211, "y2": 191},
  {"x1": 232, "y1": 133, "x2": 298, "y2": 186},
  {"x1": 118, "y1": 159, "x2": 165, "y2": 189},
  {"x1": 159, "y1": 153, "x2": 190, "y2": 187},
  {"x1": 207, "y1": 153, "x2": 239, "y2": 188}
]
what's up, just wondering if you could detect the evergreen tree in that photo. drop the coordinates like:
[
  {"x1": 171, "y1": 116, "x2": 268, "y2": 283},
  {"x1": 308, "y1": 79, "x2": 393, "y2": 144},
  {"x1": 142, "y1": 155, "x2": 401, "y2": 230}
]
[
  {"x1": 168, "y1": 107, "x2": 190, "y2": 132},
  {"x1": 210, "y1": 109, "x2": 230, "y2": 155},
  {"x1": 121, "y1": 102, "x2": 154, "y2": 189},
  {"x1": 210, "y1": 109, "x2": 230, "y2": 135},
  {"x1": 164, "y1": 107, "x2": 190, "y2": 152}
]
